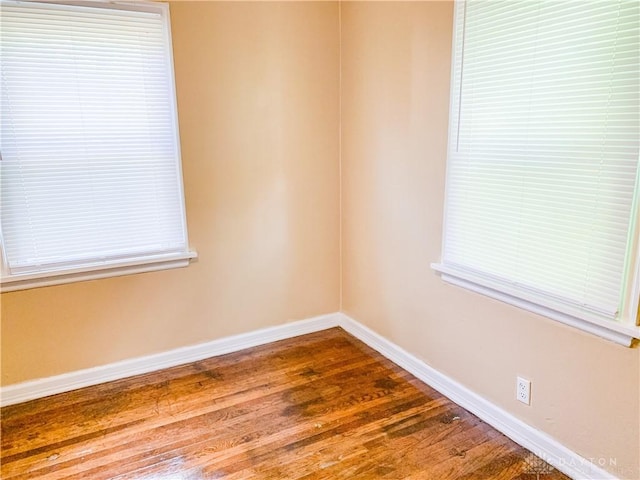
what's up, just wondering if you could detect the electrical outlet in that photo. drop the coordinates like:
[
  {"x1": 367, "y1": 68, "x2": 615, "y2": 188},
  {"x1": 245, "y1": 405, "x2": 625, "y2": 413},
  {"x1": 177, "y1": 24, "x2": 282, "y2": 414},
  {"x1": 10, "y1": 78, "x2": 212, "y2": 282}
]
[{"x1": 516, "y1": 377, "x2": 531, "y2": 405}]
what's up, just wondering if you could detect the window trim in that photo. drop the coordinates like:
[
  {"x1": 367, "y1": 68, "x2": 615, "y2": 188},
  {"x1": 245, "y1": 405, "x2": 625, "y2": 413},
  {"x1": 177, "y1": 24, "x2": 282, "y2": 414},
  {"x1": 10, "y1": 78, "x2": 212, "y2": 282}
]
[
  {"x1": 1, "y1": 251, "x2": 197, "y2": 293},
  {"x1": 432, "y1": 262, "x2": 640, "y2": 347},
  {"x1": 0, "y1": 0, "x2": 197, "y2": 292}
]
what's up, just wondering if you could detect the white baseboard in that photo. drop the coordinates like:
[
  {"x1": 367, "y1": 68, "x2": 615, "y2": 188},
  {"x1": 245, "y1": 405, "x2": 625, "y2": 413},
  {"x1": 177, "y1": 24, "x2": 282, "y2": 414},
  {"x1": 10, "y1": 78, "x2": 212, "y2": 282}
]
[
  {"x1": 0, "y1": 312, "x2": 341, "y2": 408},
  {"x1": 336, "y1": 313, "x2": 618, "y2": 480},
  {"x1": 0, "y1": 311, "x2": 619, "y2": 479}
]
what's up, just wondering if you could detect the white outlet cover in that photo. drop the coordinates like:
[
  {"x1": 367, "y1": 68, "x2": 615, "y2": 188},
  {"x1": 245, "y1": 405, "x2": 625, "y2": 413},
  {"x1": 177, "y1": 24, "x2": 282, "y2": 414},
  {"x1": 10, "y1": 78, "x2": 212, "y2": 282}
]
[{"x1": 516, "y1": 376, "x2": 531, "y2": 405}]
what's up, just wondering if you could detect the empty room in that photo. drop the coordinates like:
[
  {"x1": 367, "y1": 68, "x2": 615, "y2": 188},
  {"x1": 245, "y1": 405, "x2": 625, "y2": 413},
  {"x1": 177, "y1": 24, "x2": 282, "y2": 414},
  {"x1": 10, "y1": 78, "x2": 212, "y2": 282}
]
[{"x1": 1, "y1": 0, "x2": 638, "y2": 479}]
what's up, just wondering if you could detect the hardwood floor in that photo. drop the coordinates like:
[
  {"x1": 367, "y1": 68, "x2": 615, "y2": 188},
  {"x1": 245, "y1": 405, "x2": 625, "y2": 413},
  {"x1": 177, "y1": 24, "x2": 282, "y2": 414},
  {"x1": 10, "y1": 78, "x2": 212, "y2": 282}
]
[{"x1": 1, "y1": 328, "x2": 570, "y2": 479}]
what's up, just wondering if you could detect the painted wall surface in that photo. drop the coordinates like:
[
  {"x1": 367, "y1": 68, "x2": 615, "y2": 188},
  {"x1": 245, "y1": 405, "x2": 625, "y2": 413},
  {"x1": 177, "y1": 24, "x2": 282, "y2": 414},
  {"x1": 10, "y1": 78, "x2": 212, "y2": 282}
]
[
  {"x1": 2, "y1": 1, "x2": 638, "y2": 478},
  {"x1": 340, "y1": 2, "x2": 639, "y2": 478},
  {"x1": 0, "y1": 1, "x2": 340, "y2": 386}
]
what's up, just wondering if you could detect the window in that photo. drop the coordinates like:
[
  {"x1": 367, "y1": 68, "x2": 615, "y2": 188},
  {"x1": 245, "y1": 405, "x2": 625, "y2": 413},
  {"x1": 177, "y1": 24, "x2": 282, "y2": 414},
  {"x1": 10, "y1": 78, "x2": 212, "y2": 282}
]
[
  {"x1": 0, "y1": 0, "x2": 196, "y2": 292},
  {"x1": 433, "y1": 0, "x2": 639, "y2": 345}
]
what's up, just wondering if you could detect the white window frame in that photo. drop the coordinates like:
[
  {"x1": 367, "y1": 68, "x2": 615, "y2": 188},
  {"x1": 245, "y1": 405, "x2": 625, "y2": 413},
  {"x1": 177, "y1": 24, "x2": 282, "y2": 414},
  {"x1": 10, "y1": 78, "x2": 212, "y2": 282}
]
[
  {"x1": 433, "y1": 0, "x2": 640, "y2": 346},
  {"x1": 0, "y1": 0, "x2": 197, "y2": 293}
]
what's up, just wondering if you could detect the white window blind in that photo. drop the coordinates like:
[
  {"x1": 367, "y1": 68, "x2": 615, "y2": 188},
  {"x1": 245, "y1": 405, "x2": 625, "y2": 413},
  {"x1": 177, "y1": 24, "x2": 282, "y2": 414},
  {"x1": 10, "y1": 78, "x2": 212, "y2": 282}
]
[
  {"x1": 1, "y1": 0, "x2": 194, "y2": 289},
  {"x1": 434, "y1": 0, "x2": 639, "y2": 341}
]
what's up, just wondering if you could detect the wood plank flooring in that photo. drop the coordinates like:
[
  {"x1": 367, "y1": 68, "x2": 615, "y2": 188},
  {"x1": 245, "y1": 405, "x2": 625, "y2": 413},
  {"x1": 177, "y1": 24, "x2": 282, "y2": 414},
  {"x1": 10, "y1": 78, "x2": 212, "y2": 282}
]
[{"x1": 1, "y1": 328, "x2": 570, "y2": 479}]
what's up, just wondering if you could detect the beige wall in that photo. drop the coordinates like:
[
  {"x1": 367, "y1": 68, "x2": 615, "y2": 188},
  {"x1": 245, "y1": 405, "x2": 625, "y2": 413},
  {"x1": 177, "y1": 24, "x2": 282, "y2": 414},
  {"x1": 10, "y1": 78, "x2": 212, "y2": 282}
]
[
  {"x1": 0, "y1": 1, "x2": 340, "y2": 385},
  {"x1": 2, "y1": 1, "x2": 638, "y2": 478},
  {"x1": 340, "y1": 2, "x2": 639, "y2": 478}
]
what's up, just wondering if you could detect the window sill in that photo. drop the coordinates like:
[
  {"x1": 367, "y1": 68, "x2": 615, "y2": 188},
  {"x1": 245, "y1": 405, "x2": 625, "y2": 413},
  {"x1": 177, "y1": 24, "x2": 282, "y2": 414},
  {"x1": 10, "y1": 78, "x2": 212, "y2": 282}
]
[
  {"x1": 431, "y1": 263, "x2": 640, "y2": 347},
  {"x1": 1, "y1": 251, "x2": 198, "y2": 293}
]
